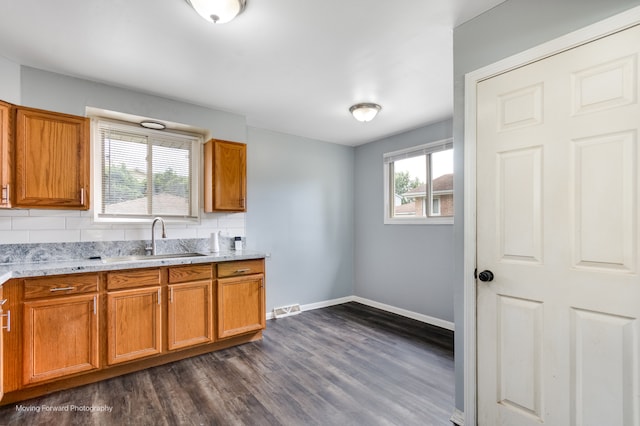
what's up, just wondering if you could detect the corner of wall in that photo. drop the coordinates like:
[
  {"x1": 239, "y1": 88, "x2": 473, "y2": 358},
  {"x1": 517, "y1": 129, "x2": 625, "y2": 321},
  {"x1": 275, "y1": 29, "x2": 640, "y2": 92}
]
[{"x1": 0, "y1": 56, "x2": 21, "y2": 104}]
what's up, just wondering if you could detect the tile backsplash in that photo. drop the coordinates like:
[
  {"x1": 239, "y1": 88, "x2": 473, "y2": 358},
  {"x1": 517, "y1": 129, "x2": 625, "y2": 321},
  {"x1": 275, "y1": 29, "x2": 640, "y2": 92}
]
[{"x1": 0, "y1": 209, "x2": 245, "y2": 244}]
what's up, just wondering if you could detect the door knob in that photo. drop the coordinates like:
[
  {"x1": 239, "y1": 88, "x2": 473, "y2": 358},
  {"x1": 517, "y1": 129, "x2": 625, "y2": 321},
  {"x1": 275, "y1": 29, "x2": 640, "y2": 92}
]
[{"x1": 478, "y1": 270, "x2": 494, "y2": 282}]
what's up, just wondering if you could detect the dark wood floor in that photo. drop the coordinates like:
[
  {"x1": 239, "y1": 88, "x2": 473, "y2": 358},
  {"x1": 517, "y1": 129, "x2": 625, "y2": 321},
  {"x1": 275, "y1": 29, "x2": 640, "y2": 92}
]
[{"x1": 0, "y1": 302, "x2": 454, "y2": 426}]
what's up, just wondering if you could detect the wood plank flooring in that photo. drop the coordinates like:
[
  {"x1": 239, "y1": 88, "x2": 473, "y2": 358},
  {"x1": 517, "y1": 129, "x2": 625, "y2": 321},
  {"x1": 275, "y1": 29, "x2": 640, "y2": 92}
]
[{"x1": 0, "y1": 302, "x2": 454, "y2": 426}]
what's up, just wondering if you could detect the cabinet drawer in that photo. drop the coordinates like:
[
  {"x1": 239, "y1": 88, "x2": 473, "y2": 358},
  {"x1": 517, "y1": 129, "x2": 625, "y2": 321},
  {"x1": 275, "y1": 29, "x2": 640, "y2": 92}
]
[
  {"x1": 217, "y1": 259, "x2": 264, "y2": 278},
  {"x1": 169, "y1": 264, "x2": 212, "y2": 284},
  {"x1": 107, "y1": 268, "x2": 161, "y2": 290},
  {"x1": 24, "y1": 273, "x2": 98, "y2": 299}
]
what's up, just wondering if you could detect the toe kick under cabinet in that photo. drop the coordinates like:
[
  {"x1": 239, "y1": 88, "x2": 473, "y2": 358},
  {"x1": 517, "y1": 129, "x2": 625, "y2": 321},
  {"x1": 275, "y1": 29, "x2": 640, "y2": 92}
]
[{"x1": 0, "y1": 258, "x2": 265, "y2": 405}]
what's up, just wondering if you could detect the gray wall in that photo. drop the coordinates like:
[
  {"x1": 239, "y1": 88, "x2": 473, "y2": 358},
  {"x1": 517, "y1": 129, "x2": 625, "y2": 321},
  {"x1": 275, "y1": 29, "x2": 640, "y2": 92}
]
[
  {"x1": 0, "y1": 56, "x2": 20, "y2": 105},
  {"x1": 20, "y1": 66, "x2": 245, "y2": 142},
  {"x1": 246, "y1": 127, "x2": 355, "y2": 310},
  {"x1": 354, "y1": 120, "x2": 454, "y2": 322},
  {"x1": 452, "y1": 0, "x2": 640, "y2": 411}
]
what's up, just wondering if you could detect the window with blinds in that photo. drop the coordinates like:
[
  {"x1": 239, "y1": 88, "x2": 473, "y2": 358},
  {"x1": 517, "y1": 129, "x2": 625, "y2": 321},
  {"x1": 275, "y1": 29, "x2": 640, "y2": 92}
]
[
  {"x1": 94, "y1": 119, "x2": 201, "y2": 221},
  {"x1": 383, "y1": 139, "x2": 454, "y2": 224}
]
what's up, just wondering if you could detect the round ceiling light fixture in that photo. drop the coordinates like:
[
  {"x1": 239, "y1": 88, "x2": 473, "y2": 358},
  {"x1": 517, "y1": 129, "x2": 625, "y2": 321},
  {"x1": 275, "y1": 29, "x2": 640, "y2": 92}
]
[
  {"x1": 349, "y1": 103, "x2": 381, "y2": 122},
  {"x1": 139, "y1": 121, "x2": 166, "y2": 130},
  {"x1": 186, "y1": 0, "x2": 247, "y2": 24}
]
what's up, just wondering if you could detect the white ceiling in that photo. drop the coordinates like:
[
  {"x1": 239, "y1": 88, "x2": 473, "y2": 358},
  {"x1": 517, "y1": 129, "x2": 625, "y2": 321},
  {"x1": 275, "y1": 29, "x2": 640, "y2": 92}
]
[{"x1": 0, "y1": 0, "x2": 504, "y2": 146}]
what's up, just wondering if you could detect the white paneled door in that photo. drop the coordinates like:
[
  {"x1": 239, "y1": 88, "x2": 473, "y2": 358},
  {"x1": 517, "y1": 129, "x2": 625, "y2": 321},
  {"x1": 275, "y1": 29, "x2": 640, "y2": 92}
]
[{"x1": 477, "y1": 25, "x2": 640, "y2": 426}]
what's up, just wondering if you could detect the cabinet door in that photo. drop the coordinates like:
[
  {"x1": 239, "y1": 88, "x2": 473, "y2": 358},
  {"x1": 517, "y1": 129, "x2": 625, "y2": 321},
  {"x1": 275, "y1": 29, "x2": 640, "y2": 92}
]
[
  {"x1": 2, "y1": 280, "x2": 20, "y2": 393},
  {"x1": 204, "y1": 139, "x2": 246, "y2": 212},
  {"x1": 24, "y1": 294, "x2": 99, "y2": 384},
  {"x1": 107, "y1": 287, "x2": 162, "y2": 365},
  {"x1": 217, "y1": 274, "x2": 265, "y2": 339},
  {"x1": 168, "y1": 281, "x2": 213, "y2": 350},
  {"x1": 0, "y1": 101, "x2": 11, "y2": 208},
  {"x1": 15, "y1": 107, "x2": 89, "y2": 209}
]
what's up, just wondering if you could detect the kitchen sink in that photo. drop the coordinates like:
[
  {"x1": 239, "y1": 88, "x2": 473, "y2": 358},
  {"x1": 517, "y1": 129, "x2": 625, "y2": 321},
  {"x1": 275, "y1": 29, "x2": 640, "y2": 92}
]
[{"x1": 100, "y1": 252, "x2": 207, "y2": 263}]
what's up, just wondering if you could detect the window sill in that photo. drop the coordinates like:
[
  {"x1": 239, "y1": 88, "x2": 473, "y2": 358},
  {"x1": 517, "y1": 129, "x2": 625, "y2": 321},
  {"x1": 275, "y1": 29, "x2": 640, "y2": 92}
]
[
  {"x1": 384, "y1": 216, "x2": 454, "y2": 225},
  {"x1": 93, "y1": 216, "x2": 200, "y2": 225}
]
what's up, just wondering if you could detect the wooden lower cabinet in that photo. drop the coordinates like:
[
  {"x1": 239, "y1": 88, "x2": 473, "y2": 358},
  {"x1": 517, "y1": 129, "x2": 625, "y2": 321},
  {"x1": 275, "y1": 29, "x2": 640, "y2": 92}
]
[
  {"x1": 107, "y1": 287, "x2": 162, "y2": 365},
  {"x1": 217, "y1": 274, "x2": 265, "y2": 339},
  {"x1": 1, "y1": 259, "x2": 266, "y2": 405},
  {"x1": 168, "y1": 281, "x2": 213, "y2": 350},
  {"x1": 23, "y1": 294, "x2": 99, "y2": 384}
]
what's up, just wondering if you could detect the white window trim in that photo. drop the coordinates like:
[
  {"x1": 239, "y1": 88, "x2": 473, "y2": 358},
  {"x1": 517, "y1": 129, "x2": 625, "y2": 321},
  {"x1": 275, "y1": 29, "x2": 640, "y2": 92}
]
[
  {"x1": 91, "y1": 117, "x2": 203, "y2": 224},
  {"x1": 383, "y1": 138, "x2": 454, "y2": 225}
]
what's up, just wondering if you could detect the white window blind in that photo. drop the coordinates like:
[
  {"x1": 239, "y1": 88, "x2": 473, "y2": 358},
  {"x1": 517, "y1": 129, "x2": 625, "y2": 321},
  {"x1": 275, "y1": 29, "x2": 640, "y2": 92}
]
[{"x1": 95, "y1": 120, "x2": 201, "y2": 221}]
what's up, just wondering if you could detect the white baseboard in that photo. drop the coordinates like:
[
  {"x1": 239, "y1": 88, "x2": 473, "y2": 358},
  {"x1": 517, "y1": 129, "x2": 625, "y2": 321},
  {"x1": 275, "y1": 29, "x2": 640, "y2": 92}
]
[
  {"x1": 450, "y1": 409, "x2": 464, "y2": 425},
  {"x1": 267, "y1": 295, "x2": 455, "y2": 332},
  {"x1": 351, "y1": 296, "x2": 455, "y2": 331},
  {"x1": 301, "y1": 296, "x2": 354, "y2": 312}
]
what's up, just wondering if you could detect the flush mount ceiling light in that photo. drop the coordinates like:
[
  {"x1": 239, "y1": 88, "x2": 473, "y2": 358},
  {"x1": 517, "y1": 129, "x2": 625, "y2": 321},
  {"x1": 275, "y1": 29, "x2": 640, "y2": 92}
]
[
  {"x1": 140, "y1": 121, "x2": 166, "y2": 130},
  {"x1": 349, "y1": 103, "x2": 381, "y2": 122},
  {"x1": 186, "y1": 0, "x2": 246, "y2": 24}
]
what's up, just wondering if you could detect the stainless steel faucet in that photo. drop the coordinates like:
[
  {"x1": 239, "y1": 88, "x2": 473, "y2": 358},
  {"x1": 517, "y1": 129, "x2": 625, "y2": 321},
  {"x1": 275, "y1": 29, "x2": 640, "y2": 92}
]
[{"x1": 150, "y1": 217, "x2": 166, "y2": 255}]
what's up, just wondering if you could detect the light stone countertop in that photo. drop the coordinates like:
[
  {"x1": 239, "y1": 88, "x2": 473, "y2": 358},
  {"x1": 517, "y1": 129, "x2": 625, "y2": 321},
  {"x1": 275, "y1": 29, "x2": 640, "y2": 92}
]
[{"x1": 0, "y1": 250, "x2": 266, "y2": 286}]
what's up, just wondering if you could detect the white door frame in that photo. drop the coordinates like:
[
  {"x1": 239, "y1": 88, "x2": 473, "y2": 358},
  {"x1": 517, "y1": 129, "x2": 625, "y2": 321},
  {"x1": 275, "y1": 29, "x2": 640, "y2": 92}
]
[{"x1": 462, "y1": 5, "x2": 640, "y2": 425}]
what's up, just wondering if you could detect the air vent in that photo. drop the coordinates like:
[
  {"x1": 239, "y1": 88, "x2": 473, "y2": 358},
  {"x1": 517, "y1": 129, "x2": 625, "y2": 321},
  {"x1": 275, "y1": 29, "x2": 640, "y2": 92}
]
[{"x1": 272, "y1": 304, "x2": 301, "y2": 319}]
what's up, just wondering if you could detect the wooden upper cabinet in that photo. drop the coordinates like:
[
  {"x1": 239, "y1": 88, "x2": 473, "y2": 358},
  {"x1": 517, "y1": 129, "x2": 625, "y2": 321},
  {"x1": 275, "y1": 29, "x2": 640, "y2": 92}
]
[
  {"x1": 204, "y1": 139, "x2": 246, "y2": 212},
  {"x1": 0, "y1": 101, "x2": 12, "y2": 208},
  {"x1": 15, "y1": 107, "x2": 89, "y2": 209}
]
